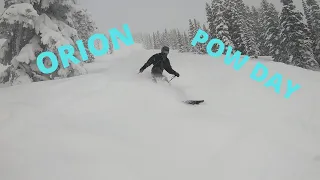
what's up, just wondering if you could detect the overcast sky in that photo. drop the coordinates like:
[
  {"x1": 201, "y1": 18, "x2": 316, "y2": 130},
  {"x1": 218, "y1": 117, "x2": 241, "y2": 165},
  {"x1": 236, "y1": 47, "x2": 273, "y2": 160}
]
[
  {"x1": 78, "y1": 0, "x2": 304, "y2": 34},
  {"x1": 0, "y1": 0, "x2": 304, "y2": 34}
]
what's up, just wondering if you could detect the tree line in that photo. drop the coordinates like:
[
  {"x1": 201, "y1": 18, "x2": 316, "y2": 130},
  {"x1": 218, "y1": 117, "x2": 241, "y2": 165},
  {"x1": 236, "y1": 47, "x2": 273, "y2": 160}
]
[{"x1": 135, "y1": 0, "x2": 320, "y2": 71}]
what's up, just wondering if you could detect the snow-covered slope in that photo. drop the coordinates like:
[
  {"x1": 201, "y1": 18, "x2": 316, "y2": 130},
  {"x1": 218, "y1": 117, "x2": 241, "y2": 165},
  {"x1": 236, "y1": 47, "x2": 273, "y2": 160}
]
[{"x1": 0, "y1": 43, "x2": 320, "y2": 180}]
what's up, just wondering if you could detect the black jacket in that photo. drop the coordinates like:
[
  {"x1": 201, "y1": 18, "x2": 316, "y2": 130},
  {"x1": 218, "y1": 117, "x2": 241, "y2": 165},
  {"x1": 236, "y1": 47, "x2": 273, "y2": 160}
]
[{"x1": 140, "y1": 53, "x2": 178, "y2": 76}]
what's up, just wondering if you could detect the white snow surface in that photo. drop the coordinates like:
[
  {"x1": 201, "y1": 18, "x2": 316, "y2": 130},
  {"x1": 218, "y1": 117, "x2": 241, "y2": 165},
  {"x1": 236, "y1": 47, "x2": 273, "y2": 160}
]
[{"x1": 1, "y1": 43, "x2": 320, "y2": 180}]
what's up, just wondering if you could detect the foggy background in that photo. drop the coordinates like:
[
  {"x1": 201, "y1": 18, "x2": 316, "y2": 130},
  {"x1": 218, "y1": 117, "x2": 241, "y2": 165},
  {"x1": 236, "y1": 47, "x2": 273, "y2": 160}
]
[{"x1": 0, "y1": 0, "x2": 304, "y2": 34}]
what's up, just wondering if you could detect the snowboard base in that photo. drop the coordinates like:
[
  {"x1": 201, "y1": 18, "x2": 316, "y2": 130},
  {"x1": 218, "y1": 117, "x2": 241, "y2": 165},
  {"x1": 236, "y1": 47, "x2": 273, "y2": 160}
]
[{"x1": 183, "y1": 100, "x2": 204, "y2": 105}]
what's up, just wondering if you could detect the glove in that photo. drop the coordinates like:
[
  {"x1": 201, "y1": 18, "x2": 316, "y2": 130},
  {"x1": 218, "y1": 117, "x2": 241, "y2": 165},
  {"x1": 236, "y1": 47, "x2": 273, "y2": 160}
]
[
  {"x1": 139, "y1": 66, "x2": 145, "y2": 73},
  {"x1": 174, "y1": 72, "x2": 180, "y2": 77}
]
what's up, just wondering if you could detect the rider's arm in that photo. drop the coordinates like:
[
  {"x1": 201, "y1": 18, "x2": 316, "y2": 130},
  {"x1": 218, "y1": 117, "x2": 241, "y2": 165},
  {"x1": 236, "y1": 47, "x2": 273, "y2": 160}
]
[
  {"x1": 140, "y1": 54, "x2": 156, "y2": 71},
  {"x1": 164, "y1": 59, "x2": 178, "y2": 75}
]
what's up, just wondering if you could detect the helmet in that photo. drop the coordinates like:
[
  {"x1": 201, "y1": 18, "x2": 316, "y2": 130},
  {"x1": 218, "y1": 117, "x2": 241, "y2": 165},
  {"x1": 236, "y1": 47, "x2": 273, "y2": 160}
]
[{"x1": 161, "y1": 46, "x2": 169, "y2": 54}]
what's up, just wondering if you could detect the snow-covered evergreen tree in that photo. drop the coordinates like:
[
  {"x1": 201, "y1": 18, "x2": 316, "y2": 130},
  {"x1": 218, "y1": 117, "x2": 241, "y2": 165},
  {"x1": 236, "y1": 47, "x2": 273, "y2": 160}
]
[
  {"x1": 263, "y1": 2, "x2": 282, "y2": 62},
  {"x1": 240, "y1": 5, "x2": 260, "y2": 57},
  {"x1": 188, "y1": 19, "x2": 198, "y2": 53},
  {"x1": 177, "y1": 30, "x2": 185, "y2": 53},
  {"x1": 193, "y1": 19, "x2": 200, "y2": 31},
  {"x1": 0, "y1": 0, "x2": 88, "y2": 85},
  {"x1": 210, "y1": 0, "x2": 220, "y2": 38},
  {"x1": 251, "y1": 6, "x2": 264, "y2": 55},
  {"x1": 215, "y1": 0, "x2": 234, "y2": 54},
  {"x1": 199, "y1": 24, "x2": 209, "y2": 54},
  {"x1": 188, "y1": 19, "x2": 195, "y2": 42},
  {"x1": 190, "y1": 19, "x2": 204, "y2": 54},
  {"x1": 279, "y1": 0, "x2": 319, "y2": 70},
  {"x1": 258, "y1": 0, "x2": 271, "y2": 56},
  {"x1": 161, "y1": 29, "x2": 170, "y2": 47},
  {"x1": 152, "y1": 32, "x2": 157, "y2": 49},
  {"x1": 302, "y1": 0, "x2": 314, "y2": 40},
  {"x1": 109, "y1": 37, "x2": 114, "y2": 54},
  {"x1": 223, "y1": 0, "x2": 246, "y2": 52},
  {"x1": 306, "y1": 0, "x2": 320, "y2": 63},
  {"x1": 155, "y1": 31, "x2": 162, "y2": 49},
  {"x1": 169, "y1": 29, "x2": 179, "y2": 50},
  {"x1": 250, "y1": 6, "x2": 260, "y2": 40},
  {"x1": 148, "y1": 34, "x2": 153, "y2": 50},
  {"x1": 183, "y1": 31, "x2": 190, "y2": 52},
  {"x1": 205, "y1": 2, "x2": 215, "y2": 38},
  {"x1": 71, "y1": 7, "x2": 98, "y2": 63},
  {"x1": 141, "y1": 33, "x2": 147, "y2": 49},
  {"x1": 105, "y1": 34, "x2": 113, "y2": 54}
]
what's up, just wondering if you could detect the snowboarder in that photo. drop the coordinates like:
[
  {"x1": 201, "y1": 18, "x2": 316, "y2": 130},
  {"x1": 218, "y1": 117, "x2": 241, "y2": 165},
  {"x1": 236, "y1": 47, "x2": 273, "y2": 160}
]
[{"x1": 139, "y1": 46, "x2": 180, "y2": 82}]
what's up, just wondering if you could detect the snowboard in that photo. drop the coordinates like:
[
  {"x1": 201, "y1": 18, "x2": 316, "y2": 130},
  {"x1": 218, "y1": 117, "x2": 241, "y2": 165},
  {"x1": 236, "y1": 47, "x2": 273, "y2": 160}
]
[{"x1": 183, "y1": 100, "x2": 205, "y2": 105}]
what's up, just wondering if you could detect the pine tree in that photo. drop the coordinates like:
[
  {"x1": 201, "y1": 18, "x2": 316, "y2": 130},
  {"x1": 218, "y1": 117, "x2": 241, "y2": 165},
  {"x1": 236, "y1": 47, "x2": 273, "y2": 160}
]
[
  {"x1": 175, "y1": 29, "x2": 180, "y2": 50},
  {"x1": 238, "y1": 5, "x2": 260, "y2": 57},
  {"x1": 199, "y1": 24, "x2": 209, "y2": 54},
  {"x1": 152, "y1": 31, "x2": 161, "y2": 49},
  {"x1": 109, "y1": 37, "x2": 114, "y2": 54},
  {"x1": 0, "y1": 0, "x2": 88, "y2": 85},
  {"x1": 177, "y1": 30, "x2": 185, "y2": 53},
  {"x1": 188, "y1": 19, "x2": 195, "y2": 41},
  {"x1": 210, "y1": 0, "x2": 220, "y2": 38},
  {"x1": 205, "y1": 2, "x2": 215, "y2": 38},
  {"x1": 191, "y1": 19, "x2": 203, "y2": 54},
  {"x1": 157, "y1": 31, "x2": 163, "y2": 47},
  {"x1": 188, "y1": 19, "x2": 198, "y2": 53},
  {"x1": 105, "y1": 34, "x2": 114, "y2": 54},
  {"x1": 143, "y1": 33, "x2": 148, "y2": 49},
  {"x1": 152, "y1": 32, "x2": 157, "y2": 49},
  {"x1": 72, "y1": 7, "x2": 98, "y2": 63},
  {"x1": 193, "y1": 19, "x2": 200, "y2": 31},
  {"x1": 215, "y1": 0, "x2": 234, "y2": 53},
  {"x1": 251, "y1": 6, "x2": 264, "y2": 55},
  {"x1": 141, "y1": 33, "x2": 149, "y2": 49},
  {"x1": 149, "y1": 34, "x2": 154, "y2": 49},
  {"x1": 183, "y1": 31, "x2": 190, "y2": 52},
  {"x1": 223, "y1": 0, "x2": 246, "y2": 52},
  {"x1": 169, "y1": 29, "x2": 179, "y2": 50},
  {"x1": 301, "y1": 0, "x2": 314, "y2": 54},
  {"x1": 258, "y1": 0, "x2": 271, "y2": 55},
  {"x1": 302, "y1": 0, "x2": 314, "y2": 39},
  {"x1": 263, "y1": 2, "x2": 281, "y2": 62},
  {"x1": 161, "y1": 29, "x2": 170, "y2": 47},
  {"x1": 142, "y1": 33, "x2": 150, "y2": 49},
  {"x1": 279, "y1": 0, "x2": 319, "y2": 69},
  {"x1": 306, "y1": 0, "x2": 320, "y2": 63}
]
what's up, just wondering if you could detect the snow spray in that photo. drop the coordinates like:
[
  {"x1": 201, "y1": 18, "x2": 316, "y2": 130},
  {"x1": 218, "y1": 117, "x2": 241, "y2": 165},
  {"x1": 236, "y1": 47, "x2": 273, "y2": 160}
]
[
  {"x1": 36, "y1": 24, "x2": 134, "y2": 75},
  {"x1": 191, "y1": 29, "x2": 301, "y2": 99}
]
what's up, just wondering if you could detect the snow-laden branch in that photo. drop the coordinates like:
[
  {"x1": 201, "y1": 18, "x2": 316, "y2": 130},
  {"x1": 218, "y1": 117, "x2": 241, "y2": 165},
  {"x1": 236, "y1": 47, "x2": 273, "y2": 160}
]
[
  {"x1": 34, "y1": 14, "x2": 71, "y2": 50},
  {"x1": 14, "y1": 36, "x2": 42, "y2": 64},
  {"x1": 0, "y1": 3, "x2": 38, "y2": 28}
]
